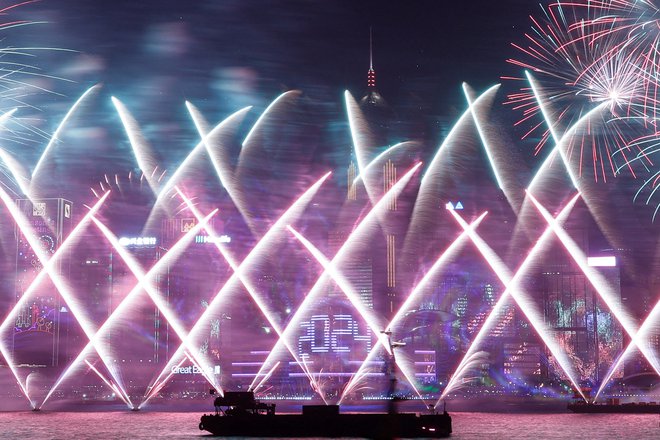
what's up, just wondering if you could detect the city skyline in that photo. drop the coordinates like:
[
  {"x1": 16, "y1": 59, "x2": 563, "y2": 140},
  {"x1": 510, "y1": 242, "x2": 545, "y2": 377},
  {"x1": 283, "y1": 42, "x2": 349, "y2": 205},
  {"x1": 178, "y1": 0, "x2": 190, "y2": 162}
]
[{"x1": 0, "y1": 0, "x2": 657, "y2": 413}]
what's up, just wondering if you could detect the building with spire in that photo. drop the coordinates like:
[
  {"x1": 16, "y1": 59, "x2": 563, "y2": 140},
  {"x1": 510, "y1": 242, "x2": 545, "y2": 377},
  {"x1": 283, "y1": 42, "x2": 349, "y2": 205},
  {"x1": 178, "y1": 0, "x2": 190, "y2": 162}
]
[
  {"x1": 344, "y1": 29, "x2": 410, "y2": 319},
  {"x1": 359, "y1": 28, "x2": 394, "y2": 139}
]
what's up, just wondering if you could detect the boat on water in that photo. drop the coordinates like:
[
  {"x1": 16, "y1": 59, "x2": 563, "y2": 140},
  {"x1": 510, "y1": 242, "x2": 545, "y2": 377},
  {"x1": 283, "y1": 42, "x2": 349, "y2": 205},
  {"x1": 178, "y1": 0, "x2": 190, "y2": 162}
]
[
  {"x1": 568, "y1": 398, "x2": 660, "y2": 414},
  {"x1": 198, "y1": 391, "x2": 452, "y2": 438}
]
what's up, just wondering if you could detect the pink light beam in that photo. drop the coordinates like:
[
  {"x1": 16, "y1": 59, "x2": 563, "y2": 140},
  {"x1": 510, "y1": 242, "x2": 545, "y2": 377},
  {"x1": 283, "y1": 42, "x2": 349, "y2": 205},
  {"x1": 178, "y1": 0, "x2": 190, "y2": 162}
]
[
  {"x1": 0, "y1": 191, "x2": 111, "y2": 409},
  {"x1": 250, "y1": 164, "x2": 422, "y2": 401},
  {"x1": 143, "y1": 173, "x2": 332, "y2": 405},
  {"x1": 594, "y1": 297, "x2": 660, "y2": 401},
  {"x1": 141, "y1": 187, "x2": 320, "y2": 407},
  {"x1": 339, "y1": 212, "x2": 487, "y2": 404},
  {"x1": 440, "y1": 201, "x2": 587, "y2": 403},
  {"x1": 90, "y1": 215, "x2": 220, "y2": 394},
  {"x1": 527, "y1": 190, "x2": 660, "y2": 376},
  {"x1": 41, "y1": 209, "x2": 218, "y2": 409},
  {"x1": 441, "y1": 195, "x2": 581, "y2": 399}
]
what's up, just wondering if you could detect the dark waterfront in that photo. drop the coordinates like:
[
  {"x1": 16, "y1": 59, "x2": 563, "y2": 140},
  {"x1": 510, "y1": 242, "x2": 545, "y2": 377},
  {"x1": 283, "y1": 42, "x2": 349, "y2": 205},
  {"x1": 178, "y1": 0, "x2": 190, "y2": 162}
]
[{"x1": 1, "y1": 411, "x2": 658, "y2": 439}]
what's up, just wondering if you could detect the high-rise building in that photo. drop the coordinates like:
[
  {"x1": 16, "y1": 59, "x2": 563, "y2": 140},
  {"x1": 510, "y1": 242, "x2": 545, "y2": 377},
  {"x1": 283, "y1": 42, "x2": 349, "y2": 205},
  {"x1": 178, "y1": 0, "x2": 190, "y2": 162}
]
[
  {"x1": 328, "y1": 229, "x2": 373, "y2": 309},
  {"x1": 348, "y1": 30, "x2": 406, "y2": 319},
  {"x1": 66, "y1": 243, "x2": 113, "y2": 364},
  {"x1": 13, "y1": 198, "x2": 73, "y2": 367},
  {"x1": 540, "y1": 247, "x2": 622, "y2": 384}
]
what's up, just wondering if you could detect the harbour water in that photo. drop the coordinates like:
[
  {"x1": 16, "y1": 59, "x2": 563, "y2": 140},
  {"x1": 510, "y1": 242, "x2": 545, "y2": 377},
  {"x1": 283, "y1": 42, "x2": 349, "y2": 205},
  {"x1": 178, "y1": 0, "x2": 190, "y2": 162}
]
[{"x1": 0, "y1": 411, "x2": 658, "y2": 439}]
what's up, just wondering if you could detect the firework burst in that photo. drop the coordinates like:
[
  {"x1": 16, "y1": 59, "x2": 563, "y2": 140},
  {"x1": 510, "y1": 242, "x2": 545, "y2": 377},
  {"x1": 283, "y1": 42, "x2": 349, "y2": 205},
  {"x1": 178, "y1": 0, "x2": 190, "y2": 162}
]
[
  {"x1": 505, "y1": 1, "x2": 659, "y2": 182},
  {"x1": 558, "y1": 0, "x2": 660, "y2": 217},
  {"x1": 566, "y1": 1, "x2": 660, "y2": 116},
  {"x1": 0, "y1": 1, "x2": 73, "y2": 192}
]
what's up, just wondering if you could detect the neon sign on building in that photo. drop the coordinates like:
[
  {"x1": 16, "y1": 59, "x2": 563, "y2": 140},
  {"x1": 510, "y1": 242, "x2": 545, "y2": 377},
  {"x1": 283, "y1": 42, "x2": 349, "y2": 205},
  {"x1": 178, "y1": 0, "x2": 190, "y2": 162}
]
[
  {"x1": 587, "y1": 256, "x2": 616, "y2": 267},
  {"x1": 194, "y1": 235, "x2": 231, "y2": 244},
  {"x1": 171, "y1": 365, "x2": 221, "y2": 376},
  {"x1": 118, "y1": 237, "x2": 157, "y2": 246}
]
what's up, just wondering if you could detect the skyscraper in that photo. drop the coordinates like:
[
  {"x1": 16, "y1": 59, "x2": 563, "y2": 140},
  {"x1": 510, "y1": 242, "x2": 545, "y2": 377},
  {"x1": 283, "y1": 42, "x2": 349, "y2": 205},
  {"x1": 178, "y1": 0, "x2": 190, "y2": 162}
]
[
  {"x1": 13, "y1": 198, "x2": 73, "y2": 367},
  {"x1": 347, "y1": 29, "x2": 405, "y2": 318}
]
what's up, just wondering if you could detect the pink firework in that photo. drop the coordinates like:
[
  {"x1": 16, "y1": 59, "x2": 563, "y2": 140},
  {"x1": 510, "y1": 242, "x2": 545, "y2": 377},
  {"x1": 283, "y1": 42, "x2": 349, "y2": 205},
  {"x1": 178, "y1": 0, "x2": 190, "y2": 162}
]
[
  {"x1": 566, "y1": 1, "x2": 660, "y2": 116},
  {"x1": 505, "y1": 1, "x2": 658, "y2": 182}
]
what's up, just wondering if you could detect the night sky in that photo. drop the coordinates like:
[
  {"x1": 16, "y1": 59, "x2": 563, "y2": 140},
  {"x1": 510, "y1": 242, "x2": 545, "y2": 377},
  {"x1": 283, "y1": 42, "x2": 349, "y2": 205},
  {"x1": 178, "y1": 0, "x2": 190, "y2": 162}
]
[
  {"x1": 16, "y1": 0, "x2": 534, "y2": 114},
  {"x1": 0, "y1": 0, "x2": 541, "y2": 194}
]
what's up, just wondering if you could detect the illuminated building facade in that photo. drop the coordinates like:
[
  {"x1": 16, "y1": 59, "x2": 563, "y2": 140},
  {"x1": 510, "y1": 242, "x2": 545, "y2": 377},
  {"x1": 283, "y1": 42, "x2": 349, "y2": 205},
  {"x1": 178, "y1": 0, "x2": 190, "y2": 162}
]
[
  {"x1": 503, "y1": 341, "x2": 542, "y2": 380},
  {"x1": 540, "y1": 250, "x2": 623, "y2": 384},
  {"x1": 13, "y1": 198, "x2": 73, "y2": 367}
]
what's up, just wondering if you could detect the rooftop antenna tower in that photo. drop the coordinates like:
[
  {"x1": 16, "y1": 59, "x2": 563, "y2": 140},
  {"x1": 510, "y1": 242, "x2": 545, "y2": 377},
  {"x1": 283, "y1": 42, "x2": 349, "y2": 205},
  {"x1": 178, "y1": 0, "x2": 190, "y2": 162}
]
[{"x1": 367, "y1": 27, "x2": 376, "y2": 88}]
